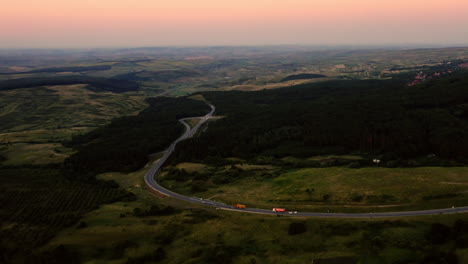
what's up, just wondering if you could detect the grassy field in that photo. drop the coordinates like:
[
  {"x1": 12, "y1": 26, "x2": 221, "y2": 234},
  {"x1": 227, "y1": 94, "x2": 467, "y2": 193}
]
[
  {"x1": 0, "y1": 143, "x2": 74, "y2": 166},
  {"x1": 42, "y1": 164, "x2": 468, "y2": 264},
  {"x1": 161, "y1": 164, "x2": 468, "y2": 213}
]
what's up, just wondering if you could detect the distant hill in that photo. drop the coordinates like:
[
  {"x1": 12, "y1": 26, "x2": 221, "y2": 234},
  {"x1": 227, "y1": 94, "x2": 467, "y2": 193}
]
[
  {"x1": 114, "y1": 70, "x2": 201, "y2": 82},
  {"x1": 0, "y1": 76, "x2": 139, "y2": 93},
  {"x1": 280, "y1": 73, "x2": 327, "y2": 82},
  {"x1": 0, "y1": 65, "x2": 112, "y2": 74}
]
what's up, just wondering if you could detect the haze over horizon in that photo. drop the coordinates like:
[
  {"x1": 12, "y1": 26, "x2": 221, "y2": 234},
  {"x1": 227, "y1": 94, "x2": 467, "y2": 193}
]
[{"x1": 2, "y1": 0, "x2": 468, "y2": 49}]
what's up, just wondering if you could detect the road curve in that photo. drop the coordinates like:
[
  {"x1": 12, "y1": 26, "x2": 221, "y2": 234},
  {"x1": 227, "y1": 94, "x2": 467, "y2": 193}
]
[{"x1": 144, "y1": 103, "x2": 468, "y2": 218}]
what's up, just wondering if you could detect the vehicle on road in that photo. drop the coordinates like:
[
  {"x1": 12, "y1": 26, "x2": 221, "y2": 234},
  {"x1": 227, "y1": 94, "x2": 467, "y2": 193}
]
[
  {"x1": 234, "y1": 204, "x2": 247, "y2": 209},
  {"x1": 272, "y1": 208, "x2": 286, "y2": 212}
]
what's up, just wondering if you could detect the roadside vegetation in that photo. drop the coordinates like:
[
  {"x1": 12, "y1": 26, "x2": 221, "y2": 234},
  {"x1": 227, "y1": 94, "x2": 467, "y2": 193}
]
[{"x1": 161, "y1": 163, "x2": 468, "y2": 212}]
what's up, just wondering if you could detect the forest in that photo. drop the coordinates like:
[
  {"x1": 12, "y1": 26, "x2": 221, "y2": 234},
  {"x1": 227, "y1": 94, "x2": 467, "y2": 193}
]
[
  {"x1": 172, "y1": 71, "x2": 468, "y2": 166},
  {"x1": 64, "y1": 96, "x2": 210, "y2": 176}
]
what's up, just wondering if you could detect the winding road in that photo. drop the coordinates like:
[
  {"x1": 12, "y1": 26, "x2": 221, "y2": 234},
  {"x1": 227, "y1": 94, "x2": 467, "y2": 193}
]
[{"x1": 144, "y1": 102, "x2": 468, "y2": 218}]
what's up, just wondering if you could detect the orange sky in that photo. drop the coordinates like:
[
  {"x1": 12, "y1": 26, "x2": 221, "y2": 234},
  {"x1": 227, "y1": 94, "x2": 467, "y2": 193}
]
[{"x1": 1, "y1": 0, "x2": 468, "y2": 48}]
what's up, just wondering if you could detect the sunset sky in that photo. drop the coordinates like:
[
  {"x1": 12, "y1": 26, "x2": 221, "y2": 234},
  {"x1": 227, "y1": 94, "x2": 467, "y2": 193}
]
[{"x1": 2, "y1": 0, "x2": 468, "y2": 48}]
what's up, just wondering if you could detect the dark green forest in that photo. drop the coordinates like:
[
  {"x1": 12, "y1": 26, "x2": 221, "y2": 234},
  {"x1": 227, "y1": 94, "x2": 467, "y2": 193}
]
[
  {"x1": 280, "y1": 73, "x2": 327, "y2": 82},
  {"x1": 64, "y1": 97, "x2": 210, "y2": 176},
  {"x1": 172, "y1": 71, "x2": 468, "y2": 165},
  {"x1": 0, "y1": 76, "x2": 139, "y2": 93}
]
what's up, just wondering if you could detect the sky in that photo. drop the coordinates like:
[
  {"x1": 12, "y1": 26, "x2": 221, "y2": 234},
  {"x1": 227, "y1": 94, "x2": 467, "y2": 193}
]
[{"x1": 1, "y1": 0, "x2": 468, "y2": 48}]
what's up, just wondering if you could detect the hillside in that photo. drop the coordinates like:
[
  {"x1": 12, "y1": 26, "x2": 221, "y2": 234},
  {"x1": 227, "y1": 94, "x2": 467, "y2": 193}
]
[
  {"x1": 173, "y1": 71, "x2": 468, "y2": 165},
  {"x1": 0, "y1": 76, "x2": 140, "y2": 93},
  {"x1": 64, "y1": 96, "x2": 211, "y2": 175}
]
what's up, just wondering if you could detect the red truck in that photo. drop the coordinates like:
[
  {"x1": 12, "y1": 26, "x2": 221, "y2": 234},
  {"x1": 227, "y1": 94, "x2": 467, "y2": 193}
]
[
  {"x1": 234, "y1": 204, "x2": 247, "y2": 209},
  {"x1": 272, "y1": 208, "x2": 286, "y2": 212}
]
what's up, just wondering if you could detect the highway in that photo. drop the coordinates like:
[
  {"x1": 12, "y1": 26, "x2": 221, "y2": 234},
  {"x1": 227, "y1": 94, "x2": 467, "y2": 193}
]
[{"x1": 144, "y1": 102, "x2": 468, "y2": 218}]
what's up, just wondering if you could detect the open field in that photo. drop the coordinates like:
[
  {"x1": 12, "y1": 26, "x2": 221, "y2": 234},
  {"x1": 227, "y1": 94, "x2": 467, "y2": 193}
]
[{"x1": 161, "y1": 165, "x2": 468, "y2": 213}]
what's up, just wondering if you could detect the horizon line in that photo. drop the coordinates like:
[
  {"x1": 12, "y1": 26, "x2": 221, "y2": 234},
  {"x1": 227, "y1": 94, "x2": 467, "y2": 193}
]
[{"x1": 2, "y1": 43, "x2": 468, "y2": 51}]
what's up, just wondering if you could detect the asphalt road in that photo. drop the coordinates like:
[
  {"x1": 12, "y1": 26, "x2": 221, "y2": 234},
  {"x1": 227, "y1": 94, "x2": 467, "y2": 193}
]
[{"x1": 144, "y1": 103, "x2": 468, "y2": 218}]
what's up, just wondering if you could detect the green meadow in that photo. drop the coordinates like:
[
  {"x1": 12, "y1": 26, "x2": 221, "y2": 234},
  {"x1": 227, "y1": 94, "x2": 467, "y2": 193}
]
[{"x1": 161, "y1": 164, "x2": 468, "y2": 213}]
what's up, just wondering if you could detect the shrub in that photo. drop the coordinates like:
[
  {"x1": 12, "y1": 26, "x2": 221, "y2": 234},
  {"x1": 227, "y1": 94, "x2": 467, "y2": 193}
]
[{"x1": 288, "y1": 222, "x2": 307, "y2": 235}]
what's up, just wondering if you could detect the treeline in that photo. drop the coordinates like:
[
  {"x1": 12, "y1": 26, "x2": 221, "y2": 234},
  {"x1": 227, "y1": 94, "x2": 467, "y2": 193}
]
[
  {"x1": 114, "y1": 70, "x2": 201, "y2": 82},
  {"x1": 0, "y1": 65, "x2": 112, "y2": 75},
  {"x1": 172, "y1": 71, "x2": 468, "y2": 165},
  {"x1": 64, "y1": 96, "x2": 210, "y2": 176},
  {"x1": 280, "y1": 73, "x2": 327, "y2": 82},
  {"x1": 0, "y1": 76, "x2": 139, "y2": 93},
  {"x1": 384, "y1": 60, "x2": 467, "y2": 79}
]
